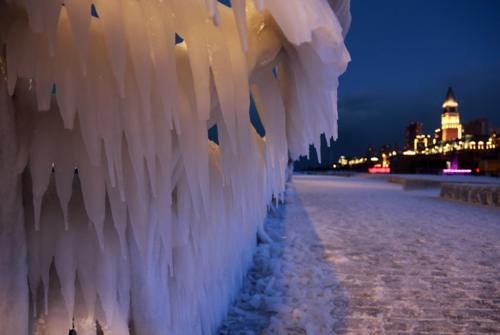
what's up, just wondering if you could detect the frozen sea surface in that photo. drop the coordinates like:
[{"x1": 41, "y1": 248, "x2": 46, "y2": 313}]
[{"x1": 219, "y1": 175, "x2": 500, "y2": 334}]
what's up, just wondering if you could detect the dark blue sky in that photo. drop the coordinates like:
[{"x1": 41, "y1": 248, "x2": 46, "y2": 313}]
[{"x1": 335, "y1": 0, "x2": 500, "y2": 158}]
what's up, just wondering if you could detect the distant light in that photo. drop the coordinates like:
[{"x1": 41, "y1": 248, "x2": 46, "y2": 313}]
[
  {"x1": 403, "y1": 150, "x2": 416, "y2": 156},
  {"x1": 369, "y1": 167, "x2": 390, "y2": 174},
  {"x1": 332, "y1": 164, "x2": 337, "y2": 168},
  {"x1": 370, "y1": 157, "x2": 379, "y2": 162},
  {"x1": 443, "y1": 168, "x2": 471, "y2": 175},
  {"x1": 475, "y1": 167, "x2": 480, "y2": 173}
]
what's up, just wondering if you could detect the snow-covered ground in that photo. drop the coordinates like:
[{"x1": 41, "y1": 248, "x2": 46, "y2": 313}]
[{"x1": 220, "y1": 175, "x2": 500, "y2": 334}]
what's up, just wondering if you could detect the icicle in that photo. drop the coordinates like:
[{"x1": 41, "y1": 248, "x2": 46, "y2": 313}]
[
  {"x1": 24, "y1": 0, "x2": 45, "y2": 33},
  {"x1": 121, "y1": 61, "x2": 147, "y2": 188},
  {"x1": 44, "y1": 0, "x2": 62, "y2": 56},
  {"x1": 27, "y1": 224, "x2": 43, "y2": 318},
  {"x1": 93, "y1": 0, "x2": 128, "y2": 96},
  {"x1": 84, "y1": 18, "x2": 119, "y2": 188},
  {"x1": 74, "y1": 120, "x2": 106, "y2": 250},
  {"x1": 142, "y1": 0, "x2": 176, "y2": 134},
  {"x1": 171, "y1": 1, "x2": 212, "y2": 121},
  {"x1": 122, "y1": 138, "x2": 150, "y2": 255},
  {"x1": 175, "y1": 46, "x2": 210, "y2": 219},
  {"x1": 204, "y1": 0, "x2": 220, "y2": 26},
  {"x1": 95, "y1": 211, "x2": 121, "y2": 327},
  {"x1": 206, "y1": 20, "x2": 239, "y2": 154},
  {"x1": 104, "y1": 166, "x2": 128, "y2": 259},
  {"x1": 123, "y1": 0, "x2": 153, "y2": 117},
  {"x1": 64, "y1": 0, "x2": 92, "y2": 75},
  {"x1": 34, "y1": 33, "x2": 54, "y2": 111},
  {"x1": 53, "y1": 119, "x2": 75, "y2": 230},
  {"x1": 35, "y1": 177, "x2": 60, "y2": 316},
  {"x1": 29, "y1": 110, "x2": 57, "y2": 231},
  {"x1": 219, "y1": 4, "x2": 251, "y2": 154},
  {"x1": 53, "y1": 211, "x2": 77, "y2": 321},
  {"x1": 231, "y1": 0, "x2": 249, "y2": 52},
  {"x1": 73, "y1": 183, "x2": 98, "y2": 322},
  {"x1": 54, "y1": 7, "x2": 81, "y2": 129}
]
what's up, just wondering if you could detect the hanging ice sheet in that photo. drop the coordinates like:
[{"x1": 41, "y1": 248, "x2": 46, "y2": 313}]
[{"x1": 0, "y1": 1, "x2": 350, "y2": 334}]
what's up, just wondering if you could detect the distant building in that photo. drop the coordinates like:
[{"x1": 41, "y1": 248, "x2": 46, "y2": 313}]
[
  {"x1": 404, "y1": 122, "x2": 422, "y2": 150},
  {"x1": 441, "y1": 87, "x2": 463, "y2": 142},
  {"x1": 464, "y1": 118, "x2": 490, "y2": 137},
  {"x1": 319, "y1": 134, "x2": 336, "y2": 168}
]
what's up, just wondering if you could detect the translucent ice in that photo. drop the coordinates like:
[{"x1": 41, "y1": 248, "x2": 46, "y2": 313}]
[{"x1": 0, "y1": 1, "x2": 350, "y2": 334}]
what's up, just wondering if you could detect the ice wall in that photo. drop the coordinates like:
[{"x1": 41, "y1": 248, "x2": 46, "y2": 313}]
[{"x1": 0, "y1": 1, "x2": 350, "y2": 334}]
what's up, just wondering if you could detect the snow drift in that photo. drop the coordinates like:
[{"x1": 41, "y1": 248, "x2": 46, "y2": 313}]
[{"x1": 0, "y1": 1, "x2": 350, "y2": 334}]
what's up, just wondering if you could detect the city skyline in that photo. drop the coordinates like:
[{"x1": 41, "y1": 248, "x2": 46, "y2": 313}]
[
  {"x1": 298, "y1": 84, "x2": 499, "y2": 176},
  {"x1": 302, "y1": 86, "x2": 499, "y2": 168},
  {"x1": 333, "y1": 0, "x2": 500, "y2": 159}
]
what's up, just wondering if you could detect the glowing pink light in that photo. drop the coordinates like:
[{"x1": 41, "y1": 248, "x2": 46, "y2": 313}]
[
  {"x1": 443, "y1": 168, "x2": 471, "y2": 174},
  {"x1": 368, "y1": 167, "x2": 391, "y2": 174}
]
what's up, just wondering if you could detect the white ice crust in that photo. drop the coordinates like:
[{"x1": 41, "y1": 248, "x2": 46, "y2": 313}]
[{"x1": 0, "y1": 1, "x2": 350, "y2": 334}]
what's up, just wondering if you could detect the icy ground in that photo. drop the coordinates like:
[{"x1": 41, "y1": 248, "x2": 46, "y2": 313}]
[{"x1": 219, "y1": 175, "x2": 500, "y2": 334}]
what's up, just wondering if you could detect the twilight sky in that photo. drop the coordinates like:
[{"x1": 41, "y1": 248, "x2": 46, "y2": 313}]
[{"x1": 334, "y1": 0, "x2": 500, "y2": 158}]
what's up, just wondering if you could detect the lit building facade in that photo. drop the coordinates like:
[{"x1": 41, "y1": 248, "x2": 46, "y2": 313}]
[
  {"x1": 414, "y1": 134, "x2": 431, "y2": 154},
  {"x1": 441, "y1": 87, "x2": 462, "y2": 142}
]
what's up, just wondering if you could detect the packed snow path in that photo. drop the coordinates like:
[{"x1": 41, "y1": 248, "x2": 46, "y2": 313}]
[{"x1": 222, "y1": 174, "x2": 500, "y2": 334}]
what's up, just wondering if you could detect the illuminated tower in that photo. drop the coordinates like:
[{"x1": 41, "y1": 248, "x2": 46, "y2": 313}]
[{"x1": 441, "y1": 87, "x2": 462, "y2": 142}]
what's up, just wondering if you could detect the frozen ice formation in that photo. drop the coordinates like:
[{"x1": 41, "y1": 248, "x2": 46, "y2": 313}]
[{"x1": 0, "y1": 1, "x2": 350, "y2": 334}]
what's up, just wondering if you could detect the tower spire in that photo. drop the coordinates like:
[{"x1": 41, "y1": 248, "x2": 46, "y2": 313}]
[{"x1": 442, "y1": 86, "x2": 458, "y2": 109}]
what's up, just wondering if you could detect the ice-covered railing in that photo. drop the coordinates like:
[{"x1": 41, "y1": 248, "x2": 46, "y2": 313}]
[{"x1": 0, "y1": 0, "x2": 350, "y2": 334}]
